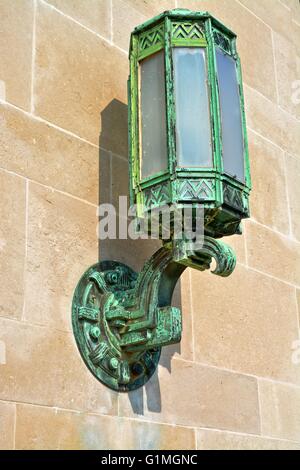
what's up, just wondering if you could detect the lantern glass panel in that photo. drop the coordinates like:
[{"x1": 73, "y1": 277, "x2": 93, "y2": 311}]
[
  {"x1": 173, "y1": 47, "x2": 212, "y2": 167},
  {"x1": 140, "y1": 50, "x2": 168, "y2": 179},
  {"x1": 216, "y1": 48, "x2": 244, "y2": 181}
]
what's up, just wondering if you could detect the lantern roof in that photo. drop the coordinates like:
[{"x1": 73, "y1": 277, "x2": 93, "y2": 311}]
[{"x1": 129, "y1": 9, "x2": 236, "y2": 55}]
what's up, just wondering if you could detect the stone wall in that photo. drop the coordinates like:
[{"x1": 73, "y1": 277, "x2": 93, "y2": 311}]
[{"x1": 0, "y1": 0, "x2": 300, "y2": 450}]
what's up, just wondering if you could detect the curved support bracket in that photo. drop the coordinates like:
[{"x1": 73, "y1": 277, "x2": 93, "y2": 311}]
[{"x1": 72, "y1": 236, "x2": 236, "y2": 391}]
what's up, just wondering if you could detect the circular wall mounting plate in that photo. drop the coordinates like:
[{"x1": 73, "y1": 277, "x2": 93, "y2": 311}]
[{"x1": 72, "y1": 261, "x2": 161, "y2": 392}]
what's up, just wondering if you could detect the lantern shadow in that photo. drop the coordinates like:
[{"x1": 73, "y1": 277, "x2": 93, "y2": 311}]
[{"x1": 99, "y1": 99, "x2": 182, "y2": 413}]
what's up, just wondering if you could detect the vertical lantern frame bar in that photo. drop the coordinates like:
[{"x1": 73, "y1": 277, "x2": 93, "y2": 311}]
[
  {"x1": 128, "y1": 33, "x2": 139, "y2": 208},
  {"x1": 205, "y1": 16, "x2": 223, "y2": 207}
]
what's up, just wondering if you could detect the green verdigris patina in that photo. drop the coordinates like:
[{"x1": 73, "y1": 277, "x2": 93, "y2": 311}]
[
  {"x1": 72, "y1": 10, "x2": 251, "y2": 391},
  {"x1": 128, "y1": 9, "x2": 251, "y2": 236},
  {"x1": 72, "y1": 237, "x2": 236, "y2": 392}
]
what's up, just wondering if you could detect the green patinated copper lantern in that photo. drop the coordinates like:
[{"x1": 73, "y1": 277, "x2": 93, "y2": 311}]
[
  {"x1": 72, "y1": 9, "x2": 251, "y2": 393},
  {"x1": 128, "y1": 9, "x2": 251, "y2": 238}
]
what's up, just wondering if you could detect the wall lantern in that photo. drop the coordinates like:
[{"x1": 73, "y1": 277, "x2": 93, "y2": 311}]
[{"x1": 72, "y1": 9, "x2": 251, "y2": 392}]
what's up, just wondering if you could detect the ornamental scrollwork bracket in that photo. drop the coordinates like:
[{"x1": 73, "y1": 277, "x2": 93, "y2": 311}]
[{"x1": 72, "y1": 236, "x2": 236, "y2": 392}]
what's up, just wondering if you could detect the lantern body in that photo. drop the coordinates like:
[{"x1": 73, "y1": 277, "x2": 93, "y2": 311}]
[{"x1": 128, "y1": 9, "x2": 251, "y2": 238}]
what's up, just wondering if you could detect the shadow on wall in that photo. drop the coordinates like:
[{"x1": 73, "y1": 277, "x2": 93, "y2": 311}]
[{"x1": 98, "y1": 99, "x2": 183, "y2": 414}]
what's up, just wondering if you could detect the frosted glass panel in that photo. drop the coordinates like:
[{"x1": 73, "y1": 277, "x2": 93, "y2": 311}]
[
  {"x1": 140, "y1": 51, "x2": 168, "y2": 179},
  {"x1": 173, "y1": 48, "x2": 212, "y2": 167},
  {"x1": 216, "y1": 48, "x2": 244, "y2": 181}
]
